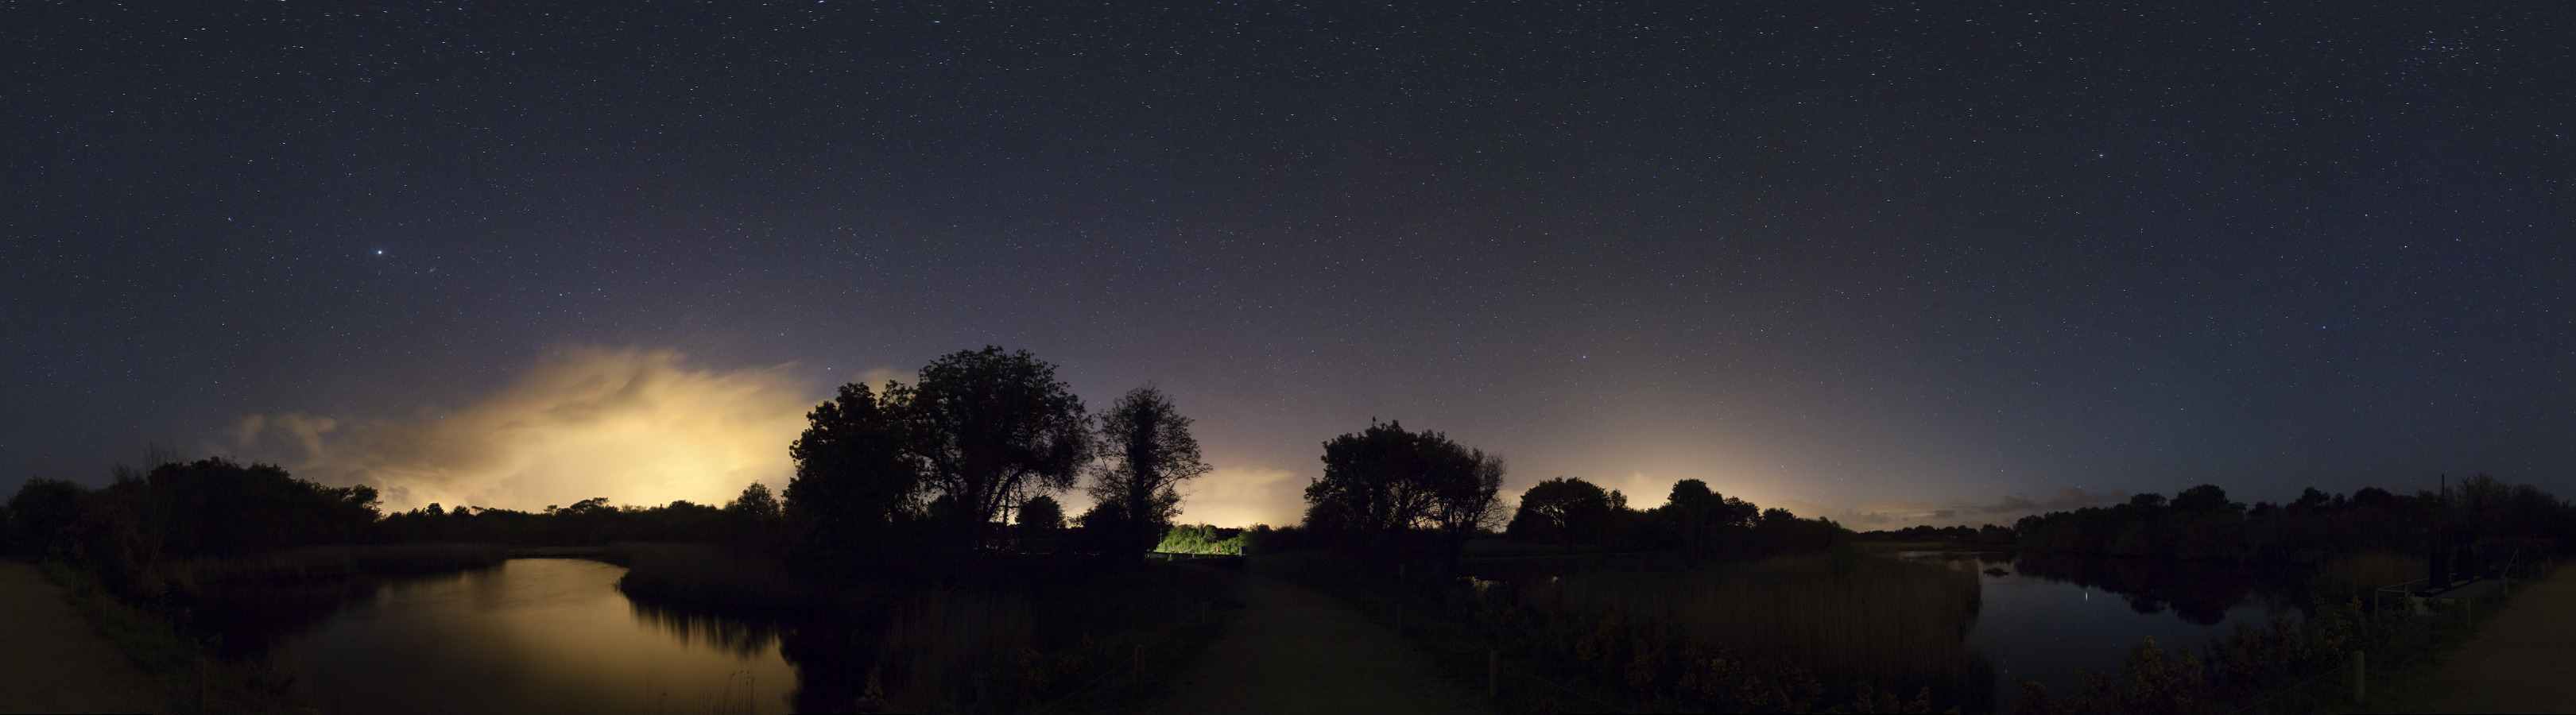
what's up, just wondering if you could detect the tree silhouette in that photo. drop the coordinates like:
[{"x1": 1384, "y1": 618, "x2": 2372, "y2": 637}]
[
  {"x1": 1423, "y1": 448, "x2": 1505, "y2": 563},
  {"x1": 1303, "y1": 420, "x2": 1504, "y2": 562},
  {"x1": 1659, "y1": 478, "x2": 1757, "y2": 560},
  {"x1": 1082, "y1": 386, "x2": 1212, "y2": 557},
  {"x1": 786, "y1": 381, "x2": 920, "y2": 562},
  {"x1": 906, "y1": 346, "x2": 1092, "y2": 548},
  {"x1": 727, "y1": 482, "x2": 783, "y2": 522},
  {"x1": 4, "y1": 478, "x2": 89, "y2": 559},
  {"x1": 1505, "y1": 477, "x2": 1617, "y2": 552},
  {"x1": 1017, "y1": 495, "x2": 1065, "y2": 532}
]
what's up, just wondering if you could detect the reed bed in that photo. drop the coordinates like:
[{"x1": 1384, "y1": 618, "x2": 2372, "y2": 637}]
[
  {"x1": 871, "y1": 587, "x2": 1038, "y2": 710},
  {"x1": 1456, "y1": 551, "x2": 1991, "y2": 712},
  {"x1": 610, "y1": 542, "x2": 818, "y2": 611},
  {"x1": 174, "y1": 542, "x2": 506, "y2": 587},
  {"x1": 2313, "y1": 551, "x2": 2426, "y2": 599},
  {"x1": 1532, "y1": 554, "x2": 1984, "y2": 686},
  {"x1": 629, "y1": 600, "x2": 788, "y2": 657}
]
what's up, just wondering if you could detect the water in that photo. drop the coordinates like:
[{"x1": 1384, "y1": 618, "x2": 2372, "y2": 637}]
[
  {"x1": 265, "y1": 558, "x2": 800, "y2": 715},
  {"x1": 1907, "y1": 552, "x2": 2311, "y2": 701}
]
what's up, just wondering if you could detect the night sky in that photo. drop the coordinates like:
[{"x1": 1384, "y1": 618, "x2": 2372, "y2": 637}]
[{"x1": 7, "y1": 2, "x2": 2572, "y2": 528}]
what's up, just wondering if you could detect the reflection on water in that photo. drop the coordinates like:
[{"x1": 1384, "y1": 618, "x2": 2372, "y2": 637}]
[
  {"x1": 1902, "y1": 552, "x2": 2308, "y2": 701},
  {"x1": 269, "y1": 558, "x2": 799, "y2": 715}
]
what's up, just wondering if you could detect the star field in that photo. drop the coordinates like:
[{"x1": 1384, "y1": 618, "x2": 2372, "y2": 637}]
[{"x1": 5, "y1": 2, "x2": 2572, "y2": 525}]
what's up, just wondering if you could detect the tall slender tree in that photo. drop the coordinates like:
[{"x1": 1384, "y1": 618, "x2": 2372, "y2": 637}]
[{"x1": 1083, "y1": 385, "x2": 1212, "y2": 556}]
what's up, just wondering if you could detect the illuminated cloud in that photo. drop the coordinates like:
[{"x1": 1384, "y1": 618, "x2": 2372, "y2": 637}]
[
  {"x1": 232, "y1": 347, "x2": 822, "y2": 512},
  {"x1": 1171, "y1": 464, "x2": 1307, "y2": 528}
]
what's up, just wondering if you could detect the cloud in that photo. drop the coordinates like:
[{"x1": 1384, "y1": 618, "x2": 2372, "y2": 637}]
[
  {"x1": 1172, "y1": 464, "x2": 1306, "y2": 528},
  {"x1": 233, "y1": 347, "x2": 820, "y2": 512}
]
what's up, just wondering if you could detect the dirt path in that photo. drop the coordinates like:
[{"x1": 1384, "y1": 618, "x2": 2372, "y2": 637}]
[
  {"x1": 2380, "y1": 564, "x2": 2576, "y2": 713},
  {"x1": 1152, "y1": 570, "x2": 1483, "y2": 715},
  {"x1": 0, "y1": 562, "x2": 165, "y2": 713}
]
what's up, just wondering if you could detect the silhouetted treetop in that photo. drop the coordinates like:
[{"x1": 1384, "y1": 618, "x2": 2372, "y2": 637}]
[
  {"x1": 1082, "y1": 385, "x2": 1211, "y2": 558},
  {"x1": 905, "y1": 346, "x2": 1093, "y2": 545},
  {"x1": 786, "y1": 381, "x2": 921, "y2": 551}
]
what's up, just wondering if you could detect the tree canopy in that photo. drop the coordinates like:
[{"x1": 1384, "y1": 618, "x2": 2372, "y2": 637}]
[
  {"x1": 1302, "y1": 420, "x2": 1507, "y2": 559},
  {"x1": 1081, "y1": 385, "x2": 1212, "y2": 556},
  {"x1": 784, "y1": 381, "x2": 921, "y2": 561},
  {"x1": 904, "y1": 346, "x2": 1093, "y2": 546}
]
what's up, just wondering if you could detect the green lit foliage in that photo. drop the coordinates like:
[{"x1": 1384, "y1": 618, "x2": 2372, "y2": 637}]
[{"x1": 1151, "y1": 524, "x2": 1246, "y2": 555}]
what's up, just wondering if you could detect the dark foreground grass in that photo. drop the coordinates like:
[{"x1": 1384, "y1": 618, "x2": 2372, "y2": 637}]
[
  {"x1": 1260, "y1": 547, "x2": 1988, "y2": 714},
  {"x1": 2058, "y1": 559, "x2": 2555, "y2": 715},
  {"x1": 43, "y1": 562, "x2": 304, "y2": 714}
]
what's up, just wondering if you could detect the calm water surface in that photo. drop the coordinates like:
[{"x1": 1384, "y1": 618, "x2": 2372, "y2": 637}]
[
  {"x1": 268, "y1": 558, "x2": 797, "y2": 715},
  {"x1": 1911, "y1": 553, "x2": 2308, "y2": 701}
]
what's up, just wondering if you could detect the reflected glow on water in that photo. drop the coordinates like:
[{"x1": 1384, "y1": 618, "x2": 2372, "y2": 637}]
[
  {"x1": 1907, "y1": 552, "x2": 2306, "y2": 700},
  {"x1": 270, "y1": 558, "x2": 796, "y2": 715},
  {"x1": 1972, "y1": 569, "x2": 2287, "y2": 697}
]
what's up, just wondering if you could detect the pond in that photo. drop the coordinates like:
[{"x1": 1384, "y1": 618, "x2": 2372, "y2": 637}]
[
  {"x1": 1907, "y1": 551, "x2": 2314, "y2": 701},
  {"x1": 261, "y1": 558, "x2": 804, "y2": 715}
]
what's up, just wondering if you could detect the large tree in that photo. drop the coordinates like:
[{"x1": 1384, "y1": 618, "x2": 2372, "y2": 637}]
[
  {"x1": 906, "y1": 346, "x2": 1093, "y2": 547},
  {"x1": 784, "y1": 381, "x2": 920, "y2": 560},
  {"x1": 1083, "y1": 385, "x2": 1213, "y2": 556},
  {"x1": 1505, "y1": 477, "x2": 1617, "y2": 552},
  {"x1": 1658, "y1": 479, "x2": 1757, "y2": 560},
  {"x1": 1424, "y1": 447, "x2": 1507, "y2": 559},
  {"x1": 1303, "y1": 420, "x2": 1505, "y2": 561}
]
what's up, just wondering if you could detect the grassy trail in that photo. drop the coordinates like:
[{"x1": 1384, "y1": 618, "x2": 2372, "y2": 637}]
[
  {"x1": 2377, "y1": 563, "x2": 2576, "y2": 713},
  {"x1": 1150, "y1": 566, "x2": 1483, "y2": 715},
  {"x1": 0, "y1": 562, "x2": 165, "y2": 713}
]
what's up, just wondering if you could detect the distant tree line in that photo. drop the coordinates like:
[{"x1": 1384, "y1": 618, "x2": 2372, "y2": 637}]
[
  {"x1": 3, "y1": 457, "x2": 379, "y2": 596},
  {"x1": 2010, "y1": 477, "x2": 2573, "y2": 563},
  {"x1": 1497, "y1": 475, "x2": 1850, "y2": 558}
]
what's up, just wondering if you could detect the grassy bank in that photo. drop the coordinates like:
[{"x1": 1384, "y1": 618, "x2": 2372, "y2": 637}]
[
  {"x1": 2005, "y1": 556, "x2": 2555, "y2": 714},
  {"x1": 41, "y1": 562, "x2": 304, "y2": 714},
  {"x1": 1257, "y1": 546, "x2": 1989, "y2": 713}
]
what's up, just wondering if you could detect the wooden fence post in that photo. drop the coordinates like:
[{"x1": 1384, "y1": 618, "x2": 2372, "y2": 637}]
[
  {"x1": 2352, "y1": 651, "x2": 2365, "y2": 704},
  {"x1": 1489, "y1": 650, "x2": 1499, "y2": 698}
]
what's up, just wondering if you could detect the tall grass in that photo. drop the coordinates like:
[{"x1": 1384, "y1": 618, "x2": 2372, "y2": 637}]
[
  {"x1": 1529, "y1": 553, "x2": 1986, "y2": 690},
  {"x1": 2314, "y1": 552, "x2": 2426, "y2": 600},
  {"x1": 160, "y1": 543, "x2": 506, "y2": 593},
  {"x1": 1496, "y1": 551, "x2": 1993, "y2": 710},
  {"x1": 872, "y1": 587, "x2": 1038, "y2": 711},
  {"x1": 610, "y1": 542, "x2": 817, "y2": 611}
]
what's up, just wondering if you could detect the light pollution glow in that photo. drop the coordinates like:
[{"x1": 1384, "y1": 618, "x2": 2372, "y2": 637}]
[
  {"x1": 222, "y1": 346, "x2": 2096, "y2": 529},
  {"x1": 224, "y1": 346, "x2": 1312, "y2": 525},
  {"x1": 232, "y1": 347, "x2": 817, "y2": 512}
]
